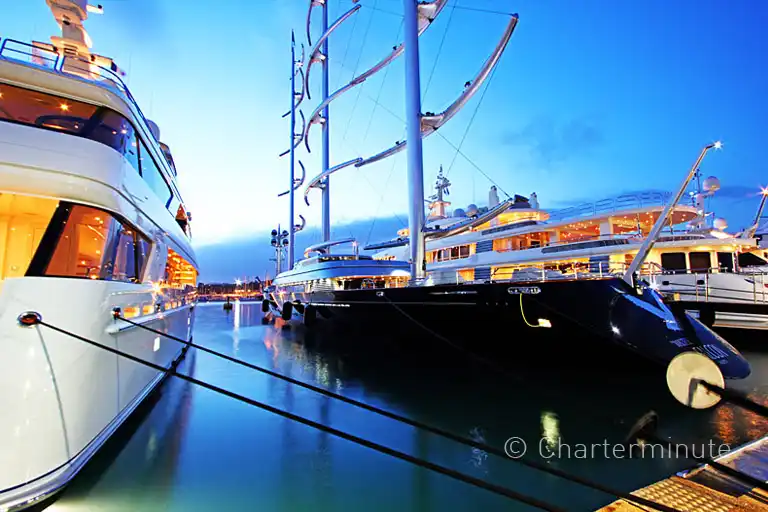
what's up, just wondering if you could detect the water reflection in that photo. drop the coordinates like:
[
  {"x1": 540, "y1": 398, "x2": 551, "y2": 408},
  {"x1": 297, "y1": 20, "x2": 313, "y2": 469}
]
[{"x1": 43, "y1": 303, "x2": 768, "y2": 512}]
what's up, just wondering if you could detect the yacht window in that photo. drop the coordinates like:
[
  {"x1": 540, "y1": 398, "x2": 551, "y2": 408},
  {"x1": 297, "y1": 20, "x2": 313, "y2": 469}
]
[
  {"x1": 717, "y1": 252, "x2": 734, "y2": 271},
  {"x1": 0, "y1": 83, "x2": 139, "y2": 169},
  {"x1": 738, "y1": 252, "x2": 768, "y2": 267},
  {"x1": 27, "y1": 203, "x2": 150, "y2": 283},
  {"x1": 138, "y1": 139, "x2": 173, "y2": 207},
  {"x1": 660, "y1": 252, "x2": 686, "y2": 272},
  {"x1": 689, "y1": 252, "x2": 711, "y2": 272},
  {"x1": 0, "y1": 193, "x2": 59, "y2": 286},
  {"x1": 163, "y1": 248, "x2": 197, "y2": 289}
]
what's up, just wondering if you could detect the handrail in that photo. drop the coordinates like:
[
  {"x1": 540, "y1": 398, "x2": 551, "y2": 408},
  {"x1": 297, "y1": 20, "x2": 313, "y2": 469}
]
[
  {"x1": 547, "y1": 191, "x2": 676, "y2": 222},
  {"x1": 0, "y1": 38, "x2": 60, "y2": 69},
  {"x1": 303, "y1": 238, "x2": 357, "y2": 257}
]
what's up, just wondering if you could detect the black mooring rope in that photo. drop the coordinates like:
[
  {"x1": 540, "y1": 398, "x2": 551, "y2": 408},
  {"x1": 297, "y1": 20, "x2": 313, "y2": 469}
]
[
  {"x1": 113, "y1": 311, "x2": 679, "y2": 512},
  {"x1": 24, "y1": 314, "x2": 562, "y2": 511}
]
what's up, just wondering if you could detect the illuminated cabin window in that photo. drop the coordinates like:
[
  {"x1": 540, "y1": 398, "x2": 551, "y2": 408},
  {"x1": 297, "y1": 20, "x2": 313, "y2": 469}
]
[
  {"x1": 0, "y1": 82, "x2": 140, "y2": 172},
  {"x1": 457, "y1": 269, "x2": 474, "y2": 283},
  {"x1": 431, "y1": 244, "x2": 471, "y2": 263},
  {"x1": 163, "y1": 248, "x2": 197, "y2": 290},
  {"x1": 0, "y1": 83, "x2": 177, "y2": 212},
  {"x1": 27, "y1": 202, "x2": 151, "y2": 283},
  {"x1": 0, "y1": 194, "x2": 59, "y2": 286}
]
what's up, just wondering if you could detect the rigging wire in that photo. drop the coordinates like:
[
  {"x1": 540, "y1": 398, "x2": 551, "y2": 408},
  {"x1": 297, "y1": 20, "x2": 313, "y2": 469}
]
[
  {"x1": 361, "y1": 89, "x2": 512, "y2": 199},
  {"x1": 422, "y1": 3, "x2": 456, "y2": 102},
  {"x1": 331, "y1": 0, "x2": 361, "y2": 91},
  {"x1": 360, "y1": 20, "x2": 404, "y2": 145},
  {"x1": 112, "y1": 311, "x2": 679, "y2": 512},
  {"x1": 28, "y1": 315, "x2": 566, "y2": 511},
  {"x1": 339, "y1": 0, "x2": 379, "y2": 144},
  {"x1": 364, "y1": 152, "x2": 404, "y2": 246}
]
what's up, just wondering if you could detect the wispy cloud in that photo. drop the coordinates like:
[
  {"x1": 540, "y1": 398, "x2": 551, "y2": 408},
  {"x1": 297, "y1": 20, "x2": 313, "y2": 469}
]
[{"x1": 501, "y1": 116, "x2": 604, "y2": 168}]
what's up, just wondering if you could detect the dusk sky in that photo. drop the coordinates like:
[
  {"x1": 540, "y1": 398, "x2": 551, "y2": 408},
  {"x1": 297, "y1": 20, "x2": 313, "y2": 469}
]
[{"x1": 5, "y1": 0, "x2": 768, "y2": 281}]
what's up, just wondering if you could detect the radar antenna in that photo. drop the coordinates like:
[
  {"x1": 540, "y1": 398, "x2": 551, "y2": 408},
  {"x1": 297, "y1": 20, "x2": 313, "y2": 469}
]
[{"x1": 43, "y1": 1, "x2": 125, "y2": 79}]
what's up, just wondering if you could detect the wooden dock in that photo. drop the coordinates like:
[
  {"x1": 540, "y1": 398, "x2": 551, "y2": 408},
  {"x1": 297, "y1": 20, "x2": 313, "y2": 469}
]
[{"x1": 598, "y1": 436, "x2": 768, "y2": 511}]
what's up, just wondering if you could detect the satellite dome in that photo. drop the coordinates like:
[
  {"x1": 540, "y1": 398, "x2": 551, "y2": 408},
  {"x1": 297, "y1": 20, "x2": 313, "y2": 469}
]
[
  {"x1": 466, "y1": 204, "x2": 479, "y2": 217},
  {"x1": 703, "y1": 176, "x2": 721, "y2": 193},
  {"x1": 453, "y1": 208, "x2": 466, "y2": 218},
  {"x1": 713, "y1": 218, "x2": 728, "y2": 230}
]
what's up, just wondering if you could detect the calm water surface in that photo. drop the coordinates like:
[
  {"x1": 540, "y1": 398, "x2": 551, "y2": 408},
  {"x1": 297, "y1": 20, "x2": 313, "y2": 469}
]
[{"x1": 44, "y1": 302, "x2": 768, "y2": 511}]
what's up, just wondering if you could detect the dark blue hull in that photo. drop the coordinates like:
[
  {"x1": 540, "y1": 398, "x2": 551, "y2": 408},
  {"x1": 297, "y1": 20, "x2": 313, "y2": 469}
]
[{"x1": 270, "y1": 277, "x2": 750, "y2": 379}]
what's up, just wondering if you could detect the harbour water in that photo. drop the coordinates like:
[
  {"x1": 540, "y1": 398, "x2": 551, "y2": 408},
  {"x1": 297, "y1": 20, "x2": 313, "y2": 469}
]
[{"x1": 42, "y1": 302, "x2": 768, "y2": 511}]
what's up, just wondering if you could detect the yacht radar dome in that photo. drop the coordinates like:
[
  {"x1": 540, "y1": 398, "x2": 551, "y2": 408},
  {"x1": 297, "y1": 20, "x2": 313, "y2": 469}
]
[
  {"x1": 713, "y1": 217, "x2": 728, "y2": 230},
  {"x1": 703, "y1": 176, "x2": 721, "y2": 194},
  {"x1": 466, "y1": 204, "x2": 479, "y2": 217},
  {"x1": 452, "y1": 208, "x2": 466, "y2": 218}
]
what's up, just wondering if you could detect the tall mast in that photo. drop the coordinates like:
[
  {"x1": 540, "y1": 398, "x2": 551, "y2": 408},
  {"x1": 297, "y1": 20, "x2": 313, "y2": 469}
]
[
  {"x1": 321, "y1": 2, "x2": 332, "y2": 245},
  {"x1": 403, "y1": 0, "x2": 427, "y2": 281},
  {"x1": 288, "y1": 32, "x2": 297, "y2": 270}
]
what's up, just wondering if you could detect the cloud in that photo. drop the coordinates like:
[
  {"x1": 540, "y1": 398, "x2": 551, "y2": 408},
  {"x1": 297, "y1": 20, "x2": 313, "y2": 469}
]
[
  {"x1": 501, "y1": 117, "x2": 604, "y2": 168},
  {"x1": 194, "y1": 215, "x2": 406, "y2": 283}
]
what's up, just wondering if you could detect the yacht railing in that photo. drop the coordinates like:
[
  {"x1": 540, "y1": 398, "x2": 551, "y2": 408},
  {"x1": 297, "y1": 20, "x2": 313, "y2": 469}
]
[
  {"x1": 647, "y1": 266, "x2": 768, "y2": 304},
  {"x1": 0, "y1": 39, "x2": 59, "y2": 69},
  {"x1": 444, "y1": 261, "x2": 768, "y2": 304},
  {"x1": 547, "y1": 191, "x2": 674, "y2": 223},
  {"x1": 0, "y1": 38, "x2": 158, "y2": 144}
]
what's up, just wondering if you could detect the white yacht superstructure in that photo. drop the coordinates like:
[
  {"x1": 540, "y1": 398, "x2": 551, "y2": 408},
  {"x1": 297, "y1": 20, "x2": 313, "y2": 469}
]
[
  {"x1": 370, "y1": 169, "x2": 768, "y2": 333},
  {"x1": 0, "y1": 2, "x2": 199, "y2": 509}
]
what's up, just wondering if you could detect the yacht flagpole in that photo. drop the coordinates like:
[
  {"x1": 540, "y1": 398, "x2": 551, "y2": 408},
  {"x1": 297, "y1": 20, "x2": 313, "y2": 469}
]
[
  {"x1": 289, "y1": 31, "x2": 297, "y2": 270},
  {"x1": 321, "y1": 1, "x2": 331, "y2": 245},
  {"x1": 403, "y1": 0, "x2": 427, "y2": 281}
]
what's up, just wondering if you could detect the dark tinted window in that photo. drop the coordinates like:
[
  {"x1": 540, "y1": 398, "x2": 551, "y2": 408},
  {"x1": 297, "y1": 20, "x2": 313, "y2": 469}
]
[
  {"x1": 717, "y1": 252, "x2": 734, "y2": 271},
  {"x1": 138, "y1": 140, "x2": 173, "y2": 206},
  {"x1": 738, "y1": 252, "x2": 768, "y2": 267},
  {"x1": 689, "y1": 252, "x2": 711, "y2": 271},
  {"x1": 0, "y1": 82, "x2": 139, "y2": 168},
  {"x1": 660, "y1": 252, "x2": 686, "y2": 271},
  {"x1": 86, "y1": 110, "x2": 139, "y2": 172}
]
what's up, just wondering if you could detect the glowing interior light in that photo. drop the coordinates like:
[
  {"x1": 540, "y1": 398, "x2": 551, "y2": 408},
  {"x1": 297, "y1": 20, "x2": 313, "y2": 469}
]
[
  {"x1": 537, "y1": 318, "x2": 552, "y2": 328},
  {"x1": 60, "y1": 103, "x2": 69, "y2": 111},
  {"x1": 611, "y1": 325, "x2": 621, "y2": 335},
  {"x1": 153, "y1": 337, "x2": 160, "y2": 352}
]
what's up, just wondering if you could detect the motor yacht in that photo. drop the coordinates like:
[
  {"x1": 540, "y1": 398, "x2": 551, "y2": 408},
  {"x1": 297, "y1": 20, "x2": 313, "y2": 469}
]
[
  {"x1": 0, "y1": 2, "x2": 198, "y2": 509},
  {"x1": 370, "y1": 169, "x2": 768, "y2": 338}
]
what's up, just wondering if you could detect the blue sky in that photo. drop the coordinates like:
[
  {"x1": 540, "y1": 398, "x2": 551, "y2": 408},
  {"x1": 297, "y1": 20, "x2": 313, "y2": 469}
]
[{"x1": 5, "y1": 0, "x2": 768, "y2": 281}]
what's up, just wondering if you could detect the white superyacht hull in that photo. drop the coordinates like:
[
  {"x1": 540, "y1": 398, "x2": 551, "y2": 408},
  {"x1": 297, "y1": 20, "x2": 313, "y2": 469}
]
[{"x1": 0, "y1": 279, "x2": 194, "y2": 510}]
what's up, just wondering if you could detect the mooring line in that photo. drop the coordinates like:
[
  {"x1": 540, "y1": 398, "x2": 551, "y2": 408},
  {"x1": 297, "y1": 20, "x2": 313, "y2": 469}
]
[
  {"x1": 23, "y1": 313, "x2": 563, "y2": 511},
  {"x1": 110, "y1": 310, "x2": 680, "y2": 512}
]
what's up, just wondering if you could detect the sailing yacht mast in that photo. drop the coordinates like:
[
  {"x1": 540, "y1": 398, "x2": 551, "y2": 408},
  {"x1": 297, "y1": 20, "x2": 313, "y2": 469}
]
[
  {"x1": 289, "y1": 32, "x2": 297, "y2": 269},
  {"x1": 321, "y1": 2, "x2": 331, "y2": 244},
  {"x1": 403, "y1": 0, "x2": 427, "y2": 280}
]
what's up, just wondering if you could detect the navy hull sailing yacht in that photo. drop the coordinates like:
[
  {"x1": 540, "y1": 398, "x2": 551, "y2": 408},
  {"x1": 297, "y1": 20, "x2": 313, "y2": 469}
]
[{"x1": 267, "y1": 0, "x2": 749, "y2": 378}]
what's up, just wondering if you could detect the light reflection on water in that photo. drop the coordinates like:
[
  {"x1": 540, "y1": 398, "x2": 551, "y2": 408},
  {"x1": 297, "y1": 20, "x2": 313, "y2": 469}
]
[{"x1": 43, "y1": 303, "x2": 768, "y2": 511}]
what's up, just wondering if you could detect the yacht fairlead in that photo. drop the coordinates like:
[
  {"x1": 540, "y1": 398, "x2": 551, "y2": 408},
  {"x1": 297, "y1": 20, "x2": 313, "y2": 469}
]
[{"x1": 0, "y1": 2, "x2": 198, "y2": 509}]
